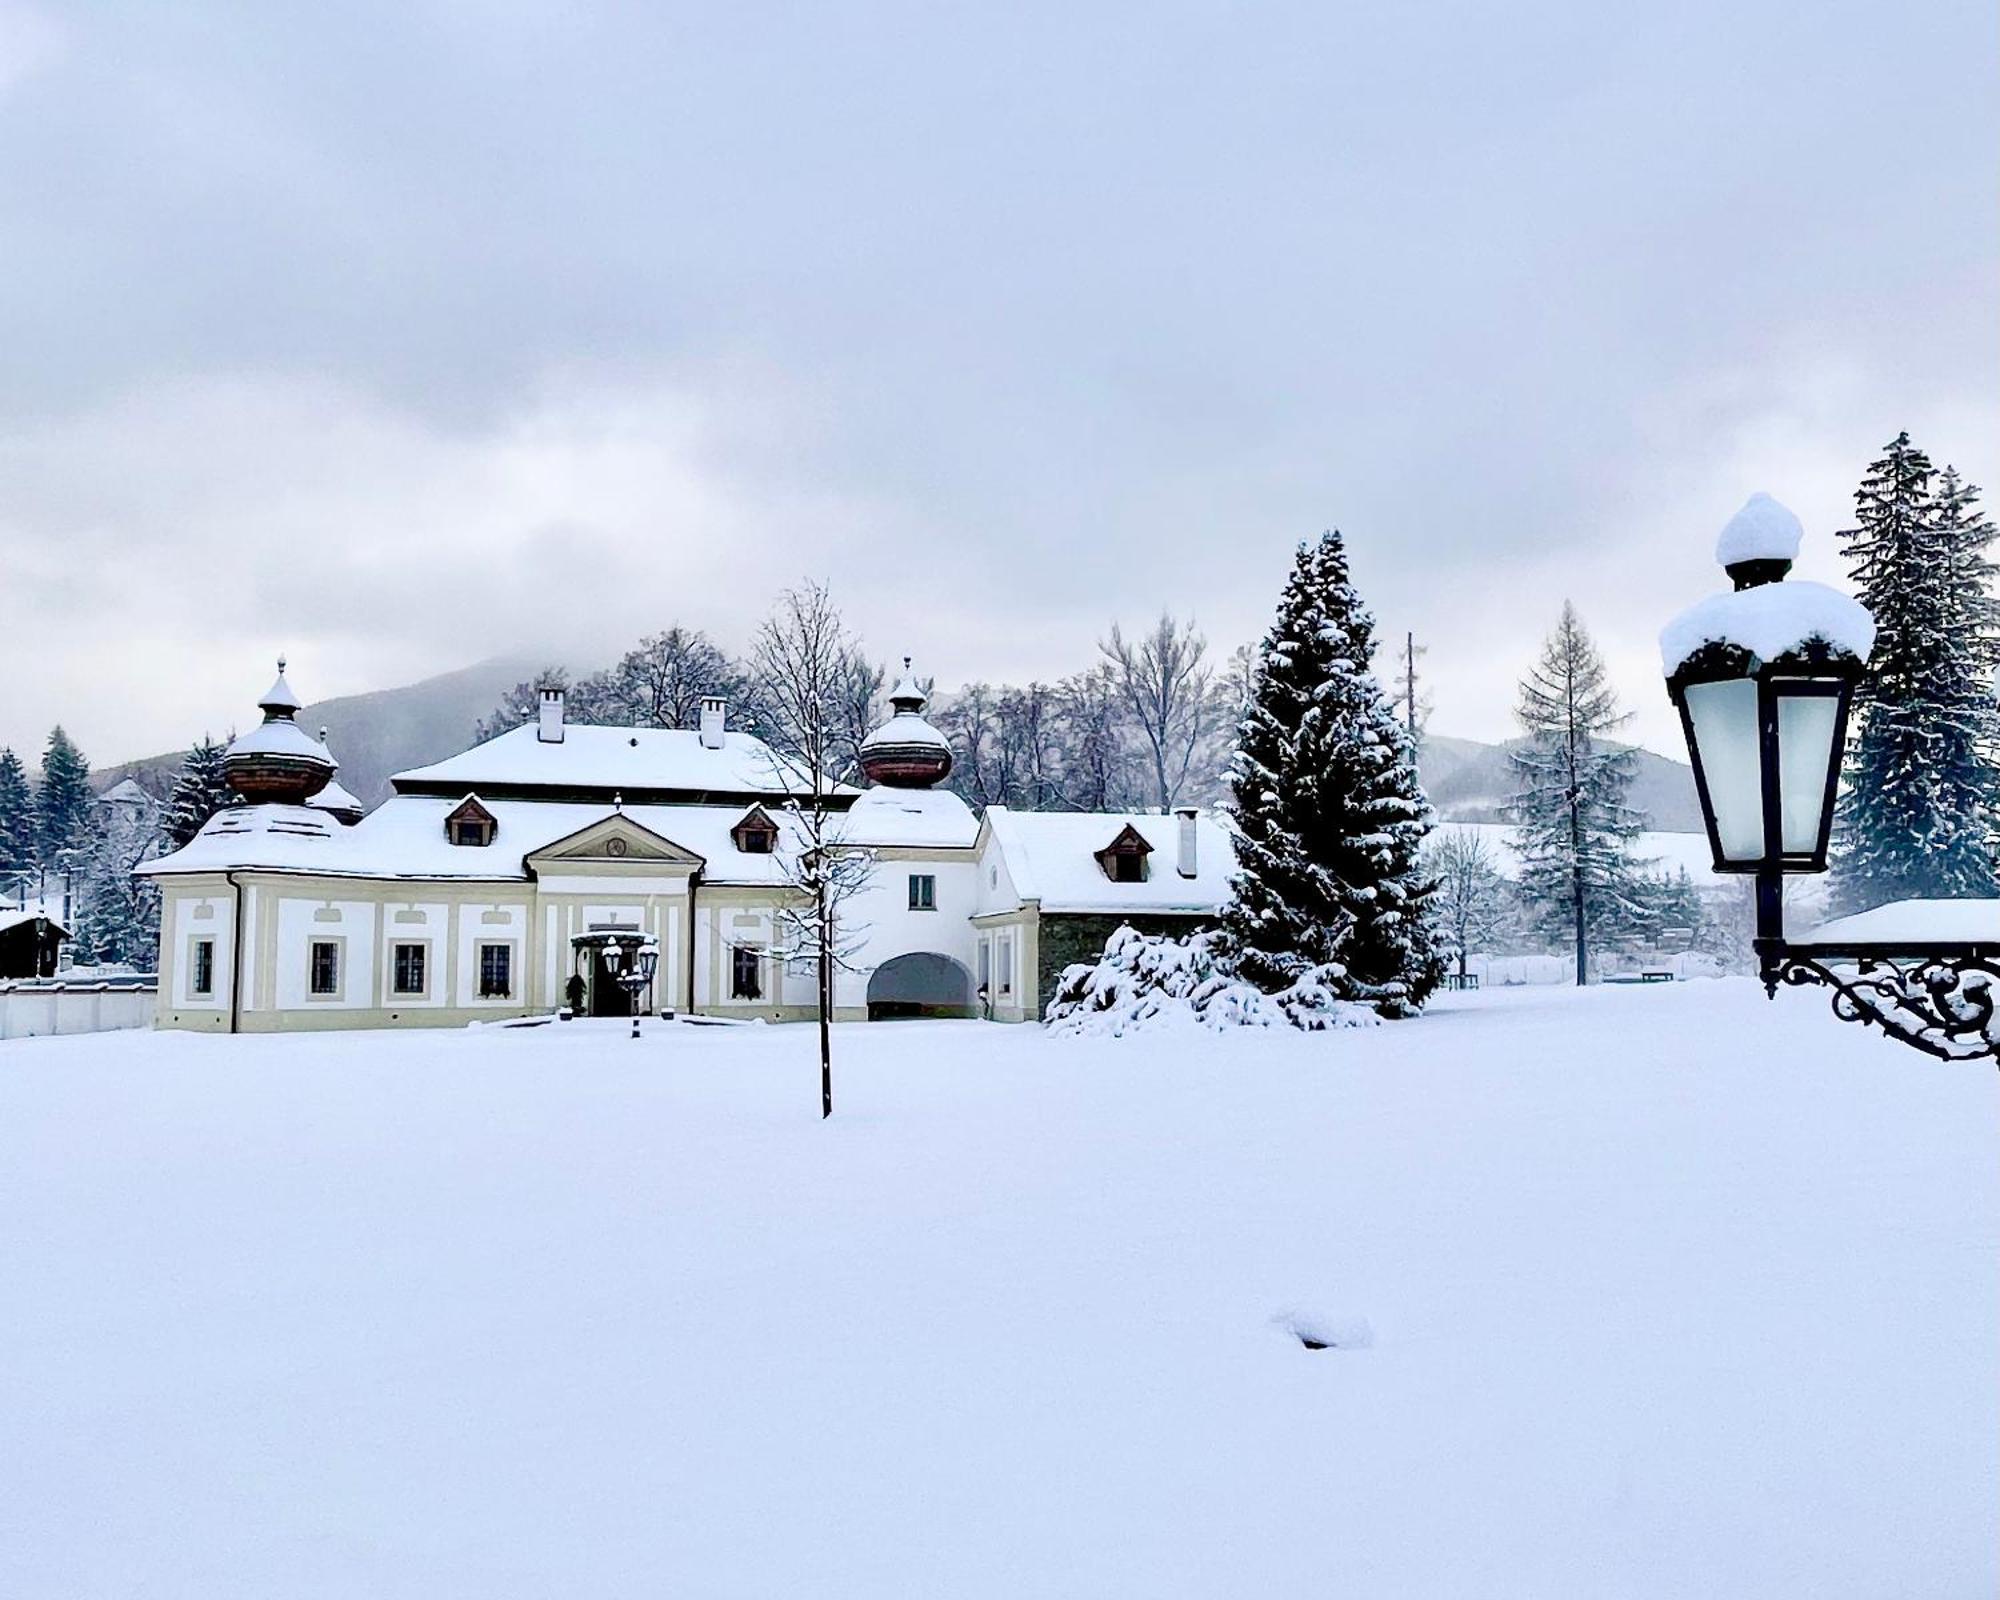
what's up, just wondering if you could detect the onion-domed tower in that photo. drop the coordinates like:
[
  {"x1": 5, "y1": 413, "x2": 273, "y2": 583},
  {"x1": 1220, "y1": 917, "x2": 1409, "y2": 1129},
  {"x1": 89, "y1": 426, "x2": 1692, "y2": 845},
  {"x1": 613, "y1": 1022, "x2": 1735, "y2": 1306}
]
[
  {"x1": 223, "y1": 659, "x2": 339, "y2": 804},
  {"x1": 858, "y1": 659, "x2": 953, "y2": 788}
]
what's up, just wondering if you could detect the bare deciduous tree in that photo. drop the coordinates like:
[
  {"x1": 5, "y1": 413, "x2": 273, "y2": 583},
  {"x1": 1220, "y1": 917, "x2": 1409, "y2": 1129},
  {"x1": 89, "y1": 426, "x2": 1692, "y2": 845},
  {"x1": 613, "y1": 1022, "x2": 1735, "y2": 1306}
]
[
  {"x1": 1100, "y1": 612, "x2": 1215, "y2": 810},
  {"x1": 611, "y1": 627, "x2": 738, "y2": 729},
  {"x1": 751, "y1": 582, "x2": 876, "y2": 1117},
  {"x1": 1424, "y1": 828, "x2": 1512, "y2": 983}
]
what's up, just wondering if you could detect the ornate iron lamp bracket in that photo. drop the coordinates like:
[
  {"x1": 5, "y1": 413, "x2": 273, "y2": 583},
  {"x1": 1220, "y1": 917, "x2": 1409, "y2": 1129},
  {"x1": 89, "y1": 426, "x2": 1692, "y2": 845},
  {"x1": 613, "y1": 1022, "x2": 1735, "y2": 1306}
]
[{"x1": 1761, "y1": 939, "x2": 2000, "y2": 1064}]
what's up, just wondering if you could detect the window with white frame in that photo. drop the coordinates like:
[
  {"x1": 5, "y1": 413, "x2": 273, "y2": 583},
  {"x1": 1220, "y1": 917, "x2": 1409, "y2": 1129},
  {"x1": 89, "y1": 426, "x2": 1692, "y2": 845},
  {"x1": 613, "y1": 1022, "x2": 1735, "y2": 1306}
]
[
  {"x1": 309, "y1": 941, "x2": 340, "y2": 996},
  {"x1": 731, "y1": 946, "x2": 762, "y2": 1000},
  {"x1": 190, "y1": 938, "x2": 215, "y2": 997},
  {"x1": 997, "y1": 934, "x2": 1013, "y2": 996},
  {"x1": 908, "y1": 873, "x2": 936, "y2": 911}
]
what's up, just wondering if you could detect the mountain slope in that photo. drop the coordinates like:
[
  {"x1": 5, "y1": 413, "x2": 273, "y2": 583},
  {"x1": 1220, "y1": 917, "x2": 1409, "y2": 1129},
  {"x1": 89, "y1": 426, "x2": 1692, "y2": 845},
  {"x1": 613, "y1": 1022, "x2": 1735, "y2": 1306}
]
[
  {"x1": 1420, "y1": 732, "x2": 1701, "y2": 832},
  {"x1": 101, "y1": 655, "x2": 547, "y2": 807}
]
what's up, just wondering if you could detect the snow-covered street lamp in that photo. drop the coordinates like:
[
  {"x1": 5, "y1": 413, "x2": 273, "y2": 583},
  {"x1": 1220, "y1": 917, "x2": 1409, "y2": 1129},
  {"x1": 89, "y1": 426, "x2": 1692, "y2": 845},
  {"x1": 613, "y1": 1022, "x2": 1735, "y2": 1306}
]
[
  {"x1": 601, "y1": 935, "x2": 660, "y2": 1040},
  {"x1": 1664, "y1": 495, "x2": 2000, "y2": 1063}
]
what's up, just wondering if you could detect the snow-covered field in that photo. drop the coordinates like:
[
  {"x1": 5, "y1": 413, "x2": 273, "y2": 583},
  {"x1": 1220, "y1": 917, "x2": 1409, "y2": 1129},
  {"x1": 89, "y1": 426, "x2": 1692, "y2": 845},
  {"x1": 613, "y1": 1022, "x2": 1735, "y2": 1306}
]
[{"x1": 3, "y1": 986, "x2": 1995, "y2": 1598}]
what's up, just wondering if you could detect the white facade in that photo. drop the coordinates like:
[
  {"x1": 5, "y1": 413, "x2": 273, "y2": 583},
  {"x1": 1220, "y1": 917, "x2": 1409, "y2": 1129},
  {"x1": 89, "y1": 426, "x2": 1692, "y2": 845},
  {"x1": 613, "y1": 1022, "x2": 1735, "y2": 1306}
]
[{"x1": 142, "y1": 675, "x2": 1235, "y2": 1032}]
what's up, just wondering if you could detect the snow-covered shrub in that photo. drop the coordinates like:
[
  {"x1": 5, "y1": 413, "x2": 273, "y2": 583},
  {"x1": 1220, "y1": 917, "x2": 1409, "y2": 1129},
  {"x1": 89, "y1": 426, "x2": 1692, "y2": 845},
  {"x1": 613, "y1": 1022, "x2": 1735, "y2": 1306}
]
[{"x1": 1044, "y1": 925, "x2": 1378, "y2": 1038}]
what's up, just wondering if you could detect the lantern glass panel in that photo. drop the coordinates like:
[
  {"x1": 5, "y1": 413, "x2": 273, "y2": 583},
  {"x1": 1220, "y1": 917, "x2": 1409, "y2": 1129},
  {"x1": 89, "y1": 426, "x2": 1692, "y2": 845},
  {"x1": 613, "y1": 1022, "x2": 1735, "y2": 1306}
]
[
  {"x1": 1683, "y1": 677, "x2": 1763, "y2": 863},
  {"x1": 1776, "y1": 687, "x2": 1840, "y2": 856}
]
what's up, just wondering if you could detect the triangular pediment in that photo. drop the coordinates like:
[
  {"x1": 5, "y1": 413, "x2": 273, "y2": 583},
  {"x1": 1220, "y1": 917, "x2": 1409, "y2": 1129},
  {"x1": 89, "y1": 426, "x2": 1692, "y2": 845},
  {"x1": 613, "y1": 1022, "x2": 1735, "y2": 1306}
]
[{"x1": 526, "y1": 812, "x2": 705, "y2": 868}]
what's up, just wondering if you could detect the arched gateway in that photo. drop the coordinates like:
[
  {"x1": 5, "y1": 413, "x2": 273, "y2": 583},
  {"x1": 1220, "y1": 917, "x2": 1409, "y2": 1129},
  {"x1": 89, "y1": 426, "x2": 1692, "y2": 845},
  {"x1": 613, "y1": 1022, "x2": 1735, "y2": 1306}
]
[{"x1": 866, "y1": 952, "x2": 974, "y2": 1020}]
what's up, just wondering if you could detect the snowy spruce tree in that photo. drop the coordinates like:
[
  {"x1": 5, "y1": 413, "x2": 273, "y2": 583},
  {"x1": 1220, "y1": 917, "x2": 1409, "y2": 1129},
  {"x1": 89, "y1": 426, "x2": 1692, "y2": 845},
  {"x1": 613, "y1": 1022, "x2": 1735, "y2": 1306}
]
[
  {"x1": 73, "y1": 788, "x2": 163, "y2": 969},
  {"x1": 165, "y1": 737, "x2": 235, "y2": 848},
  {"x1": 34, "y1": 727, "x2": 92, "y2": 866},
  {"x1": 1219, "y1": 529, "x2": 1442, "y2": 1017},
  {"x1": 0, "y1": 747, "x2": 32, "y2": 883},
  {"x1": 1508, "y1": 602, "x2": 1651, "y2": 984},
  {"x1": 1829, "y1": 437, "x2": 2000, "y2": 912}
]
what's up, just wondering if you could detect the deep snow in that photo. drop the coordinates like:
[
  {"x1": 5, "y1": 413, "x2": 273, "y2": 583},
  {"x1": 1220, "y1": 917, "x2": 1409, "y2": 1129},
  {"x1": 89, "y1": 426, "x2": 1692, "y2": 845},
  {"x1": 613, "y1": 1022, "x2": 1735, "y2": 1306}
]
[{"x1": 2, "y1": 983, "x2": 1994, "y2": 1598}]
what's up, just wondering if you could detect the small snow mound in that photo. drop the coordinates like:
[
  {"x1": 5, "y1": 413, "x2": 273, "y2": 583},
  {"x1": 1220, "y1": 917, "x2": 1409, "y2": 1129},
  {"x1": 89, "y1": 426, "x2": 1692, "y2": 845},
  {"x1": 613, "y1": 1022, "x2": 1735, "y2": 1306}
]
[
  {"x1": 1043, "y1": 927, "x2": 1380, "y2": 1037},
  {"x1": 1715, "y1": 491, "x2": 1803, "y2": 567},
  {"x1": 1274, "y1": 1308, "x2": 1374, "y2": 1350}
]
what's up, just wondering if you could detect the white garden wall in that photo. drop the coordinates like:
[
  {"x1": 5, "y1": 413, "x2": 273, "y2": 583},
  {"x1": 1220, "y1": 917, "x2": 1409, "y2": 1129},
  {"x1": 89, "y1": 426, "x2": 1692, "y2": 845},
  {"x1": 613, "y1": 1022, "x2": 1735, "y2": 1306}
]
[{"x1": 0, "y1": 981, "x2": 158, "y2": 1040}]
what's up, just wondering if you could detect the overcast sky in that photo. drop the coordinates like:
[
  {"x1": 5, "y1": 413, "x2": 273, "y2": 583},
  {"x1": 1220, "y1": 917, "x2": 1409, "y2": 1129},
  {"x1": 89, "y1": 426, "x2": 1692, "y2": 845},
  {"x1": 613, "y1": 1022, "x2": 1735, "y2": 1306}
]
[{"x1": 1, "y1": 0, "x2": 1994, "y2": 766}]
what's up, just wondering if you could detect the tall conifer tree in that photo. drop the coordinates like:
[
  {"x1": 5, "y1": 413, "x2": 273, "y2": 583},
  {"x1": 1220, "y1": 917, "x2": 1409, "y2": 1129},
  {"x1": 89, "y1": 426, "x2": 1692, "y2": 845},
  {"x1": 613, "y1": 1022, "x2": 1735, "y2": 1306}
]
[
  {"x1": 0, "y1": 747, "x2": 32, "y2": 883},
  {"x1": 1508, "y1": 603, "x2": 1651, "y2": 984},
  {"x1": 1220, "y1": 530, "x2": 1442, "y2": 1017},
  {"x1": 165, "y1": 737, "x2": 236, "y2": 848},
  {"x1": 1829, "y1": 436, "x2": 2000, "y2": 911},
  {"x1": 35, "y1": 727, "x2": 92, "y2": 867}
]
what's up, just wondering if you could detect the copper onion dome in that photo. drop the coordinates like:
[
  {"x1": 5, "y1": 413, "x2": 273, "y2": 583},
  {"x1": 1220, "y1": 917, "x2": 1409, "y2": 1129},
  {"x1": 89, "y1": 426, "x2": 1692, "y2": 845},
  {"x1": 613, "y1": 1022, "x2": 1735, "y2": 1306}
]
[
  {"x1": 223, "y1": 658, "x2": 339, "y2": 804},
  {"x1": 857, "y1": 658, "x2": 953, "y2": 789}
]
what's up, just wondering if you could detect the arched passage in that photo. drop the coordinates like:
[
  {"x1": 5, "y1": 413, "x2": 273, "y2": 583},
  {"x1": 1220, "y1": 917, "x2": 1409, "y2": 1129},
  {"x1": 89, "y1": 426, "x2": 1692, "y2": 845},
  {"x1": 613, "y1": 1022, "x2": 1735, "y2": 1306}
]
[{"x1": 866, "y1": 952, "x2": 974, "y2": 1020}]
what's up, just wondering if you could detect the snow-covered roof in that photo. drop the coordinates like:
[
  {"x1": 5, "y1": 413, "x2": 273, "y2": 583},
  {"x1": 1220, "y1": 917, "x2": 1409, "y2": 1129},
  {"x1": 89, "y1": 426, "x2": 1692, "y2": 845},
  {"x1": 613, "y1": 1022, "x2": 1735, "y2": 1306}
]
[
  {"x1": 257, "y1": 667, "x2": 303, "y2": 715},
  {"x1": 1660, "y1": 581, "x2": 1875, "y2": 677},
  {"x1": 839, "y1": 785, "x2": 979, "y2": 848},
  {"x1": 99, "y1": 778, "x2": 154, "y2": 807},
  {"x1": 1802, "y1": 898, "x2": 2000, "y2": 947},
  {"x1": 392, "y1": 723, "x2": 849, "y2": 799},
  {"x1": 0, "y1": 907, "x2": 67, "y2": 936},
  {"x1": 309, "y1": 777, "x2": 365, "y2": 815},
  {"x1": 859, "y1": 712, "x2": 950, "y2": 754},
  {"x1": 136, "y1": 805, "x2": 350, "y2": 875},
  {"x1": 1715, "y1": 492, "x2": 1804, "y2": 567},
  {"x1": 979, "y1": 807, "x2": 1237, "y2": 914},
  {"x1": 227, "y1": 716, "x2": 338, "y2": 765},
  {"x1": 141, "y1": 794, "x2": 848, "y2": 885}
]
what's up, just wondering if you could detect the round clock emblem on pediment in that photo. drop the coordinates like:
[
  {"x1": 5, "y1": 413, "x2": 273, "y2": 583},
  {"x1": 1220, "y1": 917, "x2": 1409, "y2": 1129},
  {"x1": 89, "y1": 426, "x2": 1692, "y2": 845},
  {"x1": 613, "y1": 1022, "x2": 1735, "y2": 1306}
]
[{"x1": 605, "y1": 837, "x2": 629, "y2": 858}]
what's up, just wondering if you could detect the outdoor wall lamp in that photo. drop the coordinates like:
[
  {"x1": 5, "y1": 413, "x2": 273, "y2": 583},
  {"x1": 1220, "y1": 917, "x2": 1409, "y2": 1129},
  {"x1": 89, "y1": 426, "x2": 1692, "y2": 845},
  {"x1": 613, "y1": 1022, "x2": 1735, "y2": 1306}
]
[{"x1": 1664, "y1": 494, "x2": 2000, "y2": 1063}]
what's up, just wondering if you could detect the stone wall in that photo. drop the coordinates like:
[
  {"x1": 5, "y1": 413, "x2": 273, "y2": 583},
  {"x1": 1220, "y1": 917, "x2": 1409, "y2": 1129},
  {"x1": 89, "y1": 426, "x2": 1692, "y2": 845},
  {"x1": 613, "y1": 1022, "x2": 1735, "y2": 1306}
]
[{"x1": 1034, "y1": 912, "x2": 1213, "y2": 1021}]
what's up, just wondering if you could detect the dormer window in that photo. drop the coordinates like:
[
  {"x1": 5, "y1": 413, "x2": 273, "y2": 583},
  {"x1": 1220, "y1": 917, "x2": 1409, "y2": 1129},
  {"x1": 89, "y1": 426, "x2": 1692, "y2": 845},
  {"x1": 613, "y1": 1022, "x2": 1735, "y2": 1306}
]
[
  {"x1": 446, "y1": 796, "x2": 498, "y2": 848},
  {"x1": 1094, "y1": 824, "x2": 1153, "y2": 884},
  {"x1": 731, "y1": 804, "x2": 779, "y2": 855}
]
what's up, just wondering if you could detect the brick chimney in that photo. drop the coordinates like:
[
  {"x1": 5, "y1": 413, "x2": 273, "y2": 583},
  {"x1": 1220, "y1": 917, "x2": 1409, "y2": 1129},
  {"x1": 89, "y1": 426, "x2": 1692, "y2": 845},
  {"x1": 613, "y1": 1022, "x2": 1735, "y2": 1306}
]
[
  {"x1": 699, "y1": 696, "x2": 726, "y2": 750},
  {"x1": 1175, "y1": 806, "x2": 1199, "y2": 878},
  {"x1": 537, "y1": 687, "x2": 565, "y2": 744}
]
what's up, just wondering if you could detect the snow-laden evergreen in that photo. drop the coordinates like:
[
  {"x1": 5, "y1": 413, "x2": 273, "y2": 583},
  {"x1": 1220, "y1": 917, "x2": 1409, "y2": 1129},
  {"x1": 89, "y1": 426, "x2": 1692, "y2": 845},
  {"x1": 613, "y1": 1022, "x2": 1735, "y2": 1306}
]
[
  {"x1": 1829, "y1": 436, "x2": 2000, "y2": 913},
  {"x1": 0, "y1": 747, "x2": 32, "y2": 881},
  {"x1": 33, "y1": 727, "x2": 92, "y2": 866},
  {"x1": 1044, "y1": 926, "x2": 1379, "y2": 1035},
  {"x1": 1508, "y1": 602, "x2": 1652, "y2": 983},
  {"x1": 1218, "y1": 530, "x2": 1442, "y2": 1016},
  {"x1": 164, "y1": 737, "x2": 235, "y2": 849},
  {"x1": 72, "y1": 787, "x2": 164, "y2": 968}
]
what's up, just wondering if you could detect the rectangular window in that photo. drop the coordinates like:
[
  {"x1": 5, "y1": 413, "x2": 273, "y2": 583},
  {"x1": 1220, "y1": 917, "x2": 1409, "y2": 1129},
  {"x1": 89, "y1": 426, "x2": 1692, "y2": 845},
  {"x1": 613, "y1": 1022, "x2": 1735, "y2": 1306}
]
[
  {"x1": 392, "y1": 942, "x2": 427, "y2": 996},
  {"x1": 478, "y1": 943, "x2": 513, "y2": 999},
  {"x1": 1110, "y1": 853, "x2": 1146, "y2": 883},
  {"x1": 190, "y1": 939, "x2": 215, "y2": 997},
  {"x1": 309, "y1": 940, "x2": 339, "y2": 996},
  {"x1": 908, "y1": 873, "x2": 936, "y2": 911},
  {"x1": 731, "y1": 946, "x2": 762, "y2": 1001},
  {"x1": 977, "y1": 939, "x2": 991, "y2": 989},
  {"x1": 997, "y1": 935, "x2": 1013, "y2": 996}
]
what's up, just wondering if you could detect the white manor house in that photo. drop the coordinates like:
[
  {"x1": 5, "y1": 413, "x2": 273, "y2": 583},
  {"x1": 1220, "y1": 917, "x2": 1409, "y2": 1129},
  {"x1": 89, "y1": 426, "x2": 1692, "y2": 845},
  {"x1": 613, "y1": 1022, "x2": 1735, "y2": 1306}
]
[{"x1": 141, "y1": 664, "x2": 1236, "y2": 1031}]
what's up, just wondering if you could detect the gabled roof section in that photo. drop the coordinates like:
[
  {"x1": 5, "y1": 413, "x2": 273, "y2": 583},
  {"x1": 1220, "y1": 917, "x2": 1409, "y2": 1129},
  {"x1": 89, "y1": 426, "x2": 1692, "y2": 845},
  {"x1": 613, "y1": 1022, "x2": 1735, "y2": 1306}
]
[
  {"x1": 390, "y1": 722, "x2": 861, "y2": 807},
  {"x1": 1096, "y1": 823, "x2": 1153, "y2": 857},
  {"x1": 730, "y1": 803, "x2": 780, "y2": 851},
  {"x1": 446, "y1": 794, "x2": 498, "y2": 827},
  {"x1": 524, "y1": 811, "x2": 705, "y2": 870},
  {"x1": 976, "y1": 806, "x2": 1238, "y2": 915}
]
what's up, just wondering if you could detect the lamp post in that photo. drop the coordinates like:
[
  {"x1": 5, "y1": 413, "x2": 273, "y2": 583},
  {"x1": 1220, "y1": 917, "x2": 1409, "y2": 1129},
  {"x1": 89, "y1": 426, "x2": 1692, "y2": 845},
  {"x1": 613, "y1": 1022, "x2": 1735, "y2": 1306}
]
[
  {"x1": 600, "y1": 935, "x2": 660, "y2": 1040},
  {"x1": 1664, "y1": 494, "x2": 2000, "y2": 1064}
]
